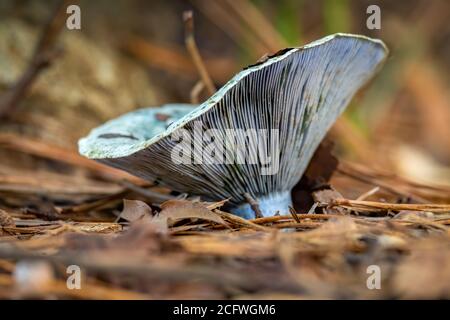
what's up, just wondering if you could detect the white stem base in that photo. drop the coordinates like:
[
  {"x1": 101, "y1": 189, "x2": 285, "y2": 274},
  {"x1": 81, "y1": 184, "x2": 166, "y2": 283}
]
[{"x1": 232, "y1": 192, "x2": 293, "y2": 219}]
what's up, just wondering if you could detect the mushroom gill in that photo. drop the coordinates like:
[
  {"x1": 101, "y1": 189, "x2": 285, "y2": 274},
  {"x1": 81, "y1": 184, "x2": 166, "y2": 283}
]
[{"x1": 79, "y1": 34, "x2": 388, "y2": 218}]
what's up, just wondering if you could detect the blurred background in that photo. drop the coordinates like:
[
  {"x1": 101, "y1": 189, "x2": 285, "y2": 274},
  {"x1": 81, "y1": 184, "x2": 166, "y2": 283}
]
[{"x1": 0, "y1": 0, "x2": 449, "y2": 201}]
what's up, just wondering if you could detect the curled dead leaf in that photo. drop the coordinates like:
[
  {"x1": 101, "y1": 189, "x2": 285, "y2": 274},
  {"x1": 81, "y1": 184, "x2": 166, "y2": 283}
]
[
  {"x1": 159, "y1": 200, "x2": 229, "y2": 228},
  {"x1": 312, "y1": 187, "x2": 347, "y2": 215},
  {"x1": 119, "y1": 199, "x2": 152, "y2": 222}
]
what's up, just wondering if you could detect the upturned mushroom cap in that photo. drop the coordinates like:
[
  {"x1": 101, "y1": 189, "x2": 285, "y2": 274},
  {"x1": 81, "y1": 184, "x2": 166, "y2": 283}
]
[{"x1": 79, "y1": 33, "x2": 388, "y2": 218}]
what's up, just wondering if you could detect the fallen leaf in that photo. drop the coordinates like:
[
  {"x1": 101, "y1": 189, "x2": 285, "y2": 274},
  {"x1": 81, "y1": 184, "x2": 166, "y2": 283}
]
[
  {"x1": 160, "y1": 200, "x2": 229, "y2": 228},
  {"x1": 119, "y1": 199, "x2": 152, "y2": 222},
  {"x1": 312, "y1": 187, "x2": 347, "y2": 215},
  {"x1": 206, "y1": 198, "x2": 230, "y2": 210},
  {"x1": 0, "y1": 209, "x2": 15, "y2": 227}
]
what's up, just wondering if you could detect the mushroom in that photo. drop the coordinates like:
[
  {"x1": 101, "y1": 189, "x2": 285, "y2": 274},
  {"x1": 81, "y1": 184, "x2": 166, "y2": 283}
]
[{"x1": 79, "y1": 34, "x2": 388, "y2": 218}]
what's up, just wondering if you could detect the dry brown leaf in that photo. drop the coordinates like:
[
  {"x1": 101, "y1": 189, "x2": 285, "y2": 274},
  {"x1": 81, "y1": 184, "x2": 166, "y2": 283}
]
[
  {"x1": 119, "y1": 199, "x2": 152, "y2": 222},
  {"x1": 205, "y1": 198, "x2": 230, "y2": 210},
  {"x1": 160, "y1": 200, "x2": 229, "y2": 228},
  {"x1": 312, "y1": 187, "x2": 347, "y2": 215},
  {"x1": 0, "y1": 209, "x2": 15, "y2": 227}
]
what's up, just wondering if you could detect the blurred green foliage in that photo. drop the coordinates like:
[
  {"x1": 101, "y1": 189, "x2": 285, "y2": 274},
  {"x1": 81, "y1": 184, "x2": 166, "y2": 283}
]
[
  {"x1": 274, "y1": 0, "x2": 303, "y2": 45},
  {"x1": 323, "y1": 0, "x2": 351, "y2": 33}
]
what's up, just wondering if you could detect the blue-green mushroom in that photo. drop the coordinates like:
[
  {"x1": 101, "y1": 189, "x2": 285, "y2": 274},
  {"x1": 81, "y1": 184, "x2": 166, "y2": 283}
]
[{"x1": 79, "y1": 33, "x2": 388, "y2": 219}]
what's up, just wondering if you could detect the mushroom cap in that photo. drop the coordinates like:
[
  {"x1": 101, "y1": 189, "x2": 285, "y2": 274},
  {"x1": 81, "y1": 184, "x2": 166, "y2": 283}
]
[
  {"x1": 79, "y1": 104, "x2": 195, "y2": 159},
  {"x1": 79, "y1": 33, "x2": 388, "y2": 209}
]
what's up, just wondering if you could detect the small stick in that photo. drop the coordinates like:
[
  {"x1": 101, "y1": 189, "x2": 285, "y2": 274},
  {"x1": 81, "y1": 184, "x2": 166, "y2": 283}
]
[
  {"x1": 307, "y1": 202, "x2": 319, "y2": 214},
  {"x1": 243, "y1": 193, "x2": 263, "y2": 219},
  {"x1": 251, "y1": 213, "x2": 338, "y2": 224},
  {"x1": 356, "y1": 186, "x2": 380, "y2": 201},
  {"x1": 183, "y1": 10, "x2": 216, "y2": 96},
  {"x1": 119, "y1": 180, "x2": 175, "y2": 203},
  {"x1": 190, "y1": 80, "x2": 205, "y2": 104},
  {"x1": 331, "y1": 198, "x2": 450, "y2": 213},
  {"x1": 0, "y1": 0, "x2": 69, "y2": 119},
  {"x1": 0, "y1": 132, "x2": 143, "y2": 184},
  {"x1": 289, "y1": 206, "x2": 300, "y2": 222}
]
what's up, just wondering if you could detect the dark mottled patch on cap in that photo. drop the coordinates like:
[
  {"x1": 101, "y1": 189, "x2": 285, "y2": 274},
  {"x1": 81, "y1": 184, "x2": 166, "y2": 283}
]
[
  {"x1": 98, "y1": 133, "x2": 138, "y2": 140},
  {"x1": 244, "y1": 48, "x2": 295, "y2": 70}
]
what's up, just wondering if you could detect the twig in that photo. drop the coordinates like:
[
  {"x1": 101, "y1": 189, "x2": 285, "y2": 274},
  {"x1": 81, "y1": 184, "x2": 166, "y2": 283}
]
[
  {"x1": 183, "y1": 10, "x2": 216, "y2": 96},
  {"x1": 190, "y1": 0, "x2": 268, "y2": 57},
  {"x1": 0, "y1": 171, "x2": 122, "y2": 196},
  {"x1": 0, "y1": 0, "x2": 69, "y2": 119},
  {"x1": 251, "y1": 213, "x2": 338, "y2": 225},
  {"x1": 272, "y1": 221, "x2": 322, "y2": 229},
  {"x1": 356, "y1": 186, "x2": 380, "y2": 201},
  {"x1": 331, "y1": 199, "x2": 450, "y2": 214},
  {"x1": 243, "y1": 193, "x2": 263, "y2": 219},
  {"x1": 206, "y1": 198, "x2": 230, "y2": 210},
  {"x1": 0, "y1": 133, "x2": 143, "y2": 184},
  {"x1": 307, "y1": 202, "x2": 319, "y2": 214},
  {"x1": 119, "y1": 180, "x2": 175, "y2": 203},
  {"x1": 123, "y1": 35, "x2": 235, "y2": 83},
  {"x1": 337, "y1": 162, "x2": 428, "y2": 203},
  {"x1": 59, "y1": 190, "x2": 128, "y2": 214},
  {"x1": 289, "y1": 206, "x2": 300, "y2": 222},
  {"x1": 190, "y1": 80, "x2": 205, "y2": 104},
  {"x1": 221, "y1": 0, "x2": 288, "y2": 51},
  {"x1": 214, "y1": 209, "x2": 270, "y2": 231}
]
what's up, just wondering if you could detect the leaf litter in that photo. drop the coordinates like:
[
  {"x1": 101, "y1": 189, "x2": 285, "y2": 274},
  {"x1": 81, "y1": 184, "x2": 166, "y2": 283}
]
[{"x1": 0, "y1": 152, "x2": 449, "y2": 299}]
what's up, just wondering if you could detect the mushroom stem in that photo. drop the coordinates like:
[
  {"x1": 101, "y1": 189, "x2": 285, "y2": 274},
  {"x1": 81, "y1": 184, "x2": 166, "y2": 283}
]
[{"x1": 232, "y1": 191, "x2": 292, "y2": 219}]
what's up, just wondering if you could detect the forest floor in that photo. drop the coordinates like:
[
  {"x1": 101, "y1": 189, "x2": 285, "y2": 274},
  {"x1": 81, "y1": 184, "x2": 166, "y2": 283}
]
[{"x1": 1, "y1": 157, "x2": 449, "y2": 299}]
